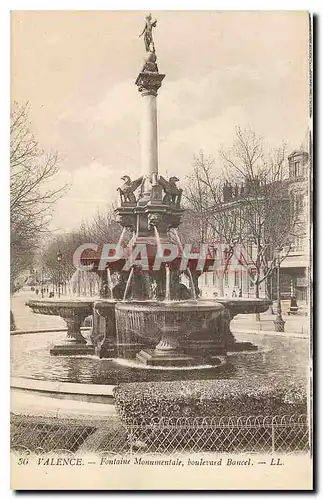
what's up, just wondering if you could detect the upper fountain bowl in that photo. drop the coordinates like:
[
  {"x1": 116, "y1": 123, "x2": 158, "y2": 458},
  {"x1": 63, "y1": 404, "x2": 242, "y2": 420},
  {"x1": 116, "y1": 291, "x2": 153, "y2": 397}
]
[{"x1": 115, "y1": 299, "x2": 227, "y2": 365}]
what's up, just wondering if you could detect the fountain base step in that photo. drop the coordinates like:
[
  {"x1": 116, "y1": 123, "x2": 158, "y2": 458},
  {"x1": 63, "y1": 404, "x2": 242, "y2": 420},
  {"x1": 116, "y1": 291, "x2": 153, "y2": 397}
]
[
  {"x1": 137, "y1": 349, "x2": 206, "y2": 367},
  {"x1": 97, "y1": 346, "x2": 116, "y2": 359},
  {"x1": 227, "y1": 341, "x2": 258, "y2": 352},
  {"x1": 50, "y1": 344, "x2": 95, "y2": 356}
]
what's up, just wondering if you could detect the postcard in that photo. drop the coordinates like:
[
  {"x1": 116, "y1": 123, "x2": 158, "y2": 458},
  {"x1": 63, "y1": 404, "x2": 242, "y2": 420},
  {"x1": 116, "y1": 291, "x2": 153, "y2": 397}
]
[{"x1": 10, "y1": 10, "x2": 313, "y2": 490}]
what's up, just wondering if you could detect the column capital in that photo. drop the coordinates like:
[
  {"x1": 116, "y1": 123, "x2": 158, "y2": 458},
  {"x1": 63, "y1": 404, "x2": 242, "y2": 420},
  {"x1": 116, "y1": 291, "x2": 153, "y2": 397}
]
[{"x1": 135, "y1": 71, "x2": 165, "y2": 96}]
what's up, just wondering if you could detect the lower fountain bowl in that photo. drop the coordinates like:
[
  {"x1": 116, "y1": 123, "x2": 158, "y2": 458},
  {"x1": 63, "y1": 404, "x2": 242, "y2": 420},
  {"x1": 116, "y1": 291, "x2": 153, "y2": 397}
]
[{"x1": 115, "y1": 300, "x2": 227, "y2": 367}]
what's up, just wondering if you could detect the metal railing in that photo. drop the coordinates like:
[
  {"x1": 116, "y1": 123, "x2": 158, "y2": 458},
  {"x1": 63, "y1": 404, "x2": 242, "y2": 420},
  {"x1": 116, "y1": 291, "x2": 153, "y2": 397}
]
[{"x1": 11, "y1": 413, "x2": 309, "y2": 456}]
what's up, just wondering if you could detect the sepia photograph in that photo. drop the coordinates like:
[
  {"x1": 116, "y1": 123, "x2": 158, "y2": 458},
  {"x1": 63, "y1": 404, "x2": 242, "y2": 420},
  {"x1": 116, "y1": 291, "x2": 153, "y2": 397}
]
[{"x1": 10, "y1": 9, "x2": 313, "y2": 490}]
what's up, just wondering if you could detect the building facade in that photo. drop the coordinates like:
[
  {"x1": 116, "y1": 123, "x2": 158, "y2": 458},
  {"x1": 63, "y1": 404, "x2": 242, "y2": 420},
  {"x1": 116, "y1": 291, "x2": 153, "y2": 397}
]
[
  {"x1": 198, "y1": 149, "x2": 310, "y2": 303},
  {"x1": 278, "y1": 149, "x2": 310, "y2": 302}
]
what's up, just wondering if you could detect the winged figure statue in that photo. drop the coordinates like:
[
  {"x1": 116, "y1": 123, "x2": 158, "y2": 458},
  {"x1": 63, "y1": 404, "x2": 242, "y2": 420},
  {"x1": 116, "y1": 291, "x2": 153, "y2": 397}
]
[
  {"x1": 117, "y1": 175, "x2": 143, "y2": 204},
  {"x1": 158, "y1": 176, "x2": 183, "y2": 205}
]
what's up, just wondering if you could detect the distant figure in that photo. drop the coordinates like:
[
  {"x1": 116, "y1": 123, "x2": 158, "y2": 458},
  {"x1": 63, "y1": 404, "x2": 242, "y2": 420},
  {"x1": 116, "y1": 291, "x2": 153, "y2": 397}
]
[
  {"x1": 232, "y1": 289, "x2": 237, "y2": 298},
  {"x1": 35, "y1": 289, "x2": 39, "y2": 295},
  {"x1": 49, "y1": 291, "x2": 54, "y2": 298},
  {"x1": 288, "y1": 294, "x2": 298, "y2": 315},
  {"x1": 238, "y1": 288, "x2": 242, "y2": 297},
  {"x1": 10, "y1": 311, "x2": 16, "y2": 331}
]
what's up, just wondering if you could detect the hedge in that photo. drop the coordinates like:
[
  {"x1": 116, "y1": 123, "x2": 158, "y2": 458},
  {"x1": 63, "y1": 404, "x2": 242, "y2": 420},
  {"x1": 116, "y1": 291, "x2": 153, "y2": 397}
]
[{"x1": 113, "y1": 378, "x2": 307, "y2": 423}]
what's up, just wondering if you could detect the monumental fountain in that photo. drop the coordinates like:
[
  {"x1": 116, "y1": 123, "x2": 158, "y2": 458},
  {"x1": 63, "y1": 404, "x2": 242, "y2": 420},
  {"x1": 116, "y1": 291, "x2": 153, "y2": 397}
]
[{"x1": 26, "y1": 14, "x2": 271, "y2": 369}]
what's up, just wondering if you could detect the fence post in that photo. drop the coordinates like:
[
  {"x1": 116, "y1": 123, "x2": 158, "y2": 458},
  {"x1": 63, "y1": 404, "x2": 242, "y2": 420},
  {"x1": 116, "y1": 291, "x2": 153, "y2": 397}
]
[
  {"x1": 129, "y1": 427, "x2": 133, "y2": 455},
  {"x1": 271, "y1": 421, "x2": 275, "y2": 453}
]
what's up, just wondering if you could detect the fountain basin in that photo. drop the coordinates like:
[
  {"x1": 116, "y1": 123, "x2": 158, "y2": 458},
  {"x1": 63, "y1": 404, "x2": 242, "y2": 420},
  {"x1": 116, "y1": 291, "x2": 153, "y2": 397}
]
[
  {"x1": 210, "y1": 297, "x2": 272, "y2": 350},
  {"x1": 115, "y1": 300, "x2": 226, "y2": 367},
  {"x1": 215, "y1": 297, "x2": 272, "y2": 315},
  {"x1": 26, "y1": 299, "x2": 95, "y2": 355},
  {"x1": 92, "y1": 300, "x2": 118, "y2": 358}
]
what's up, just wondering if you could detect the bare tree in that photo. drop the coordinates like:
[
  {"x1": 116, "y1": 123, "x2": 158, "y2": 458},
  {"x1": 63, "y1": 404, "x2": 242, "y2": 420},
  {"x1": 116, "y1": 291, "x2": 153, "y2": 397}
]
[
  {"x1": 183, "y1": 151, "x2": 215, "y2": 244},
  {"x1": 83, "y1": 205, "x2": 122, "y2": 245},
  {"x1": 10, "y1": 102, "x2": 66, "y2": 291},
  {"x1": 41, "y1": 229, "x2": 92, "y2": 295},
  {"x1": 183, "y1": 151, "x2": 241, "y2": 295},
  {"x1": 40, "y1": 205, "x2": 123, "y2": 294},
  {"x1": 220, "y1": 126, "x2": 304, "y2": 299},
  {"x1": 184, "y1": 129, "x2": 304, "y2": 300}
]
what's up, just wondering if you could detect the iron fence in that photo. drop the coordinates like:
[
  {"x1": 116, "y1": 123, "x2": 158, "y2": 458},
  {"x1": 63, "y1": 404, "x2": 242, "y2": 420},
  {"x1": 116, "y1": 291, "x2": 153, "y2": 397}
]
[{"x1": 11, "y1": 413, "x2": 309, "y2": 456}]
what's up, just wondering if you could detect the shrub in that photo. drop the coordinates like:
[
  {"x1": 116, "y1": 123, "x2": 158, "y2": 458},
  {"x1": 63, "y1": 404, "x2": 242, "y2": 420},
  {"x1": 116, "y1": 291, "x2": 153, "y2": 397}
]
[{"x1": 113, "y1": 378, "x2": 307, "y2": 423}]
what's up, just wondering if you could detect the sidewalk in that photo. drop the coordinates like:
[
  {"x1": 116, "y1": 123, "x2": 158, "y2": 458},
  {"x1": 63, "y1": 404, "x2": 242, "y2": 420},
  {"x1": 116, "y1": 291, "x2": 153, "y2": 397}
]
[{"x1": 232, "y1": 310, "x2": 310, "y2": 336}]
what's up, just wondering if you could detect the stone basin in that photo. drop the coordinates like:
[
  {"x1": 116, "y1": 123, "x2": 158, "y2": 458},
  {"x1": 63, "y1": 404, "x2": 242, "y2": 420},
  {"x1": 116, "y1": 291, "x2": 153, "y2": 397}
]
[
  {"x1": 26, "y1": 299, "x2": 95, "y2": 353},
  {"x1": 210, "y1": 297, "x2": 272, "y2": 350},
  {"x1": 215, "y1": 297, "x2": 272, "y2": 315},
  {"x1": 115, "y1": 300, "x2": 226, "y2": 367}
]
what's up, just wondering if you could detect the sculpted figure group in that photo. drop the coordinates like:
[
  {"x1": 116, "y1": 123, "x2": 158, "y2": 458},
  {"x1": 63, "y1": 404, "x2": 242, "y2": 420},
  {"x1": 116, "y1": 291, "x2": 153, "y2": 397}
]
[{"x1": 117, "y1": 174, "x2": 182, "y2": 207}]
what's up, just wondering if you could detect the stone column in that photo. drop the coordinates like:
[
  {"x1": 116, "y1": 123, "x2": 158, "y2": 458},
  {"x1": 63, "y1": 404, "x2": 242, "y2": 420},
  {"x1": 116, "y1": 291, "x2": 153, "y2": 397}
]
[
  {"x1": 141, "y1": 92, "x2": 158, "y2": 178},
  {"x1": 135, "y1": 53, "x2": 165, "y2": 202}
]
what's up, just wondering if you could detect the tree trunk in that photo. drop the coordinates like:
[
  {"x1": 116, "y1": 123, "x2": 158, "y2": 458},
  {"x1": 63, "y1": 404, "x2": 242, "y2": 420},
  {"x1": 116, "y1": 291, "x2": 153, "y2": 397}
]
[
  {"x1": 255, "y1": 281, "x2": 260, "y2": 321},
  {"x1": 265, "y1": 278, "x2": 274, "y2": 314},
  {"x1": 219, "y1": 272, "x2": 224, "y2": 297}
]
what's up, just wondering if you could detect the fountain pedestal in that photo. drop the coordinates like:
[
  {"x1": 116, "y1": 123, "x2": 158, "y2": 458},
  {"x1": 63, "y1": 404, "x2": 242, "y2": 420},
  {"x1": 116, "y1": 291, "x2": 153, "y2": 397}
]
[
  {"x1": 26, "y1": 300, "x2": 95, "y2": 356},
  {"x1": 137, "y1": 326, "x2": 197, "y2": 366},
  {"x1": 116, "y1": 301, "x2": 227, "y2": 368},
  {"x1": 91, "y1": 300, "x2": 117, "y2": 358}
]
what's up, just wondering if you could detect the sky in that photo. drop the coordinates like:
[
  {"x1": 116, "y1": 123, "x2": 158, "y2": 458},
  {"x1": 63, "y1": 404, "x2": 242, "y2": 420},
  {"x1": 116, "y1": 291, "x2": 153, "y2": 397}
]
[{"x1": 11, "y1": 10, "x2": 310, "y2": 233}]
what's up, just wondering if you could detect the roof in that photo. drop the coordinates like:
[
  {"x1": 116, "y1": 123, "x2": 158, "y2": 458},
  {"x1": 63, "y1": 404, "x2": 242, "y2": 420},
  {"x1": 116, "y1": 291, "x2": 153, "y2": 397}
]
[{"x1": 288, "y1": 149, "x2": 309, "y2": 159}]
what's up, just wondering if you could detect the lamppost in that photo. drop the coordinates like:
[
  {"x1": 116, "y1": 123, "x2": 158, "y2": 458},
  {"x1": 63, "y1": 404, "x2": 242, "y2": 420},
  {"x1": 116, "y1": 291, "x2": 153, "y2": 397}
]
[
  {"x1": 41, "y1": 266, "x2": 44, "y2": 298},
  {"x1": 274, "y1": 247, "x2": 285, "y2": 332},
  {"x1": 57, "y1": 250, "x2": 62, "y2": 298}
]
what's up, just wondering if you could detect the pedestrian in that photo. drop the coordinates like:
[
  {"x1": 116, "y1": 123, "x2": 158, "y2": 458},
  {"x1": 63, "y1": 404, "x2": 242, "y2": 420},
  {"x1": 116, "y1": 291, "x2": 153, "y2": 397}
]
[{"x1": 10, "y1": 311, "x2": 16, "y2": 331}]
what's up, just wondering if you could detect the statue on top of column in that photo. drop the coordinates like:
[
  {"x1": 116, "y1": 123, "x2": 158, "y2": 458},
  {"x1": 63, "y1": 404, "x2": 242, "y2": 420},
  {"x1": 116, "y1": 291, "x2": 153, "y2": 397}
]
[{"x1": 139, "y1": 13, "x2": 157, "y2": 53}]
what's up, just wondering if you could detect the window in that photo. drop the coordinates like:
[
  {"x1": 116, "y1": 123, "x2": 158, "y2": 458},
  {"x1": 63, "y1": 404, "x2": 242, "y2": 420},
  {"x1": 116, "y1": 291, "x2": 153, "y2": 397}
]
[
  {"x1": 297, "y1": 193, "x2": 304, "y2": 212},
  {"x1": 294, "y1": 161, "x2": 300, "y2": 177},
  {"x1": 291, "y1": 237, "x2": 304, "y2": 252},
  {"x1": 292, "y1": 192, "x2": 304, "y2": 214},
  {"x1": 234, "y1": 269, "x2": 240, "y2": 287},
  {"x1": 224, "y1": 271, "x2": 229, "y2": 287}
]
